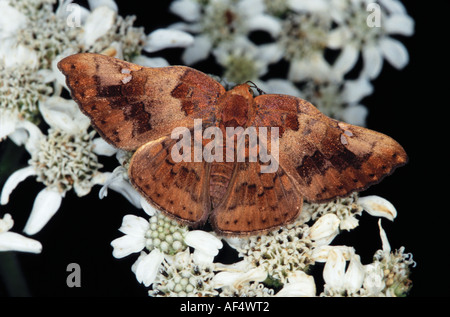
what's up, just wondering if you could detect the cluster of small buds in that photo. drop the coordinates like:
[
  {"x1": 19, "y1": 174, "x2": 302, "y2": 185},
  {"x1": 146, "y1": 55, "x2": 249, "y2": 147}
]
[
  {"x1": 150, "y1": 249, "x2": 218, "y2": 297},
  {"x1": 145, "y1": 213, "x2": 188, "y2": 255},
  {"x1": 219, "y1": 281, "x2": 275, "y2": 297},
  {"x1": 0, "y1": 65, "x2": 52, "y2": 122},
  {"x1": 233, "y1": 223, "x2": 314, "y2": 285},
  {"x1": 374, "y1": 246, "x2": 415, "y2": 296},
  {"x1": 30, "y1": 129, "x2": 102, "y2": 194},
  {"x1": 304, "y1": 193, "x2": 363, "y2": 231},
  {"x1": 279, "y1": 11, "x2": 330, "y2": 62}
]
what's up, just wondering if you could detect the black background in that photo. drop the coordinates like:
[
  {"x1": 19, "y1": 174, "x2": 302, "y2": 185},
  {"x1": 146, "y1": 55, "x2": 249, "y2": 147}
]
[{"x1": 0, "y1": 0, "x2": 447, "y2": 301}]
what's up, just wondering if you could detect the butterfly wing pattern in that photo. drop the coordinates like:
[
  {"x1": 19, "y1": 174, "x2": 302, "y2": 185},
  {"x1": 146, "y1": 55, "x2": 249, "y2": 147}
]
[
  {"x1": 58, "y1": 53, "x2": 225, "y2": 150},
  {"x1": 58, "y1": 53, "x2": 407, "y2": 236},
  {"x1": 252, "y1": 94, "x2": 407, "y2": 203}
]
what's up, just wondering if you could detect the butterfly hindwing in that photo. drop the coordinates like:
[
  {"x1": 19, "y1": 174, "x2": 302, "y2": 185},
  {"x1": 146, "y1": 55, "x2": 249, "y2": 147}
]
[
  {"x1": 210, "y1": 160, "x2": 303, "y2": 235},
  {"x1": 129, "y1": 134, "x2": 211, "y2": 227}
]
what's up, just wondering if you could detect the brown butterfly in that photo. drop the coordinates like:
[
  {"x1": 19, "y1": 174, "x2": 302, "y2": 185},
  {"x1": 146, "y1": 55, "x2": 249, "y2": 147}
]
[{"x1": 58, "y1": 53, "x2": 407, "y2": 236}]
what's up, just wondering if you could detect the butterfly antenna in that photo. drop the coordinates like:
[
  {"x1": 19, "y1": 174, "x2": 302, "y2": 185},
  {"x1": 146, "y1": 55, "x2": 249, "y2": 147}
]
[{"x1": 246, "y1": 81, "x2": 265, "y2": 95}]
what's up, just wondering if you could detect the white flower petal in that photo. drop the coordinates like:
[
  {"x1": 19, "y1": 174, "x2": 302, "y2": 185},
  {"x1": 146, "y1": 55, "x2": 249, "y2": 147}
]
[
  {"x1": 102, "y1": 41, "x2": 123, "y2": 59},
  {"x1": 184, "y1": 230, "x2": 223, "y2": 256},
  {"x1": 0, "y1": 213, "x2": 13, "y2": 232},
  {"x1": 333, "y1": 44, "x2": 359, "y2": 77},
  {"x1": 19, "y1": 120, "x2": 44, "y2": 155},
  {"x1": 0, "y1": 231, "x2": 42, "y2": 253},
  {"x1": 37, "y1": 68, "x2": 56, "y2": 84},
  {"x1": 246, "y1": 15, "x2": 281, "y2": 38},
  {"x1": 323, "y1": 249, "x2": 346, "y2": 289},
  {"x1": 39, "y1": 96, "x2": 90, "y2": 134},
  {"x1": 118, "y1": 214, "x2": 149, "y2": 236},
  {"x1": 109, "y1": 180, "x2": 142, "y2": 208},
  {"x1": 144, "y1": 29, "x2": 194, "y2": 53},
  {"x1": 87, "y1": 0, "x2": 118, "y2": 12},
  {"x1": 73, "y1": 180, "x2": 93, "y2": 198},
  {"x1": 111, "y1": 234, "x2": 146, "y2": 258},
  {"x1": 214, "y1": 259, "x2": 252, "y2": 272},
  {"x1": 192, "y1": 249, "x2": 216, "y2": 265},
  {"x1": 342, "y1": 77, "x2": 373, "y2": 104},
  {"x1": 361, "y1": 45, "x2": 383, "y2": 79},
  {"x1": 343, "y1": 254, "x2": 365, "y2": 292},
  {"x1": 56, "y1": 1, "x2": 90, "y2": 24},
  {"x1": 288, "y1": 55, "x2": 331, "y2": 82},
  {"x1": 24, "y1": 187, "x2": 63, "y2": 235},
  {"x1": 91, "y1": 171, "x2": 109, "y2": 186},
  {"x1": 132, "y1": 55, "x2": 170, "y2": 68},
  {"x1": 213, "y1": 267, "x2": 267, "y2": 289},
  {"x1": 257, "y1": 78, "x2": 302, "y2": 97},
  {"x1": 327, "y1": 27, "x2": 348, "y2": 48},
  {"x1": 3, "y1": 44, "x2": 38, "y2": 69},
  {"x1": 378, "y1": 0, "x2": 406, "y2": 14},
  {"x1": 0, "y1": 108, "x2": 19, "y2": 141},
  {"x1": 288, "y1": 0, "x2": 328, "y2": 12},
  {"x1": 384, "y1": 14, "x2": 414, "y2": 36},
  {"x1": 182, "y1": 35, "x2": 212, "y2": 65},
  {"x1": 92, "y1": 137, "x2": 117, "y2": 156},
  {"x1": 238, "y1": 0, "x2": 265, "y2": 15},
  {"x1": 169, "y1": 0, "x2": 201, "y2": 22},
  {"x1": 380, "y1": 37, "x2": 409, "y2": 69},
  {"x1": 7, "y1": 128, "x2": 28, "y2": 147},
  {"x1": 378, "y1": 219, "x2": 391, "y2": 254},
  {"x1": 311, "y1": 245, "x2": 355, "y2": 263},
  {"x1": 222, "y1": 236, "x2": 247, "y2": 252},
  {"x1": 83, "y1": 6, "x2": 116, "y2": 47},
  {"x1": 276, "y1": 271, "x2": 316, "y2": 297},
  {"x1": 341, "y1": 105, "x2": 368, "y2": 126},
  {"x1": 212, "y1": 271, "x2": 242, "y2": 288},
  {"x1": 339, "y1": 214, "x2": 359, "y2": 231},
  {"x1": 256, "y1": 43, "x2": 284, "y2": 64},
  {"x1": 140, "y1": 197, "x2": 157, "y2": 217},
  {"x1": 0, "y1": 38, "x2": 12, "y2": 64},
  {"x1": 168, "y1": 21, "x2": 202, "y2": 33},
  {"x1": 308, "y1": 213, "x2": 340, "y2": 246},
  {"x1": 135, "y1": 249, "x2": 164, "y2": 287},
  {"x1": 99, "y1": 168, "x2": 141, "y2": 208},
  {"x1": 0, "y1": 1, "x2": 27, "y2": 38},
  {"x1": 358, "y1": 195, "x2": 397, "y2": 221},
  {"x1": 1, "y1": 166, "x2": 36, "y2": 205},
  {"x1": 234, "y1": 267, "x2": 267, "y2": 288}
]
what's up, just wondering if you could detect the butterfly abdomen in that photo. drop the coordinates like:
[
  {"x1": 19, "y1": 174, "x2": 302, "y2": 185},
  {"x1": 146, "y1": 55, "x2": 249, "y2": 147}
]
[{"x1": 209, "y1": 162, "x2": 235, "y2": 209}]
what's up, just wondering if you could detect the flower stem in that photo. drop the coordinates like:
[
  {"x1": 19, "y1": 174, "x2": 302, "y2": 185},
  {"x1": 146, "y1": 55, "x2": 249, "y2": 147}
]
[
  {"x1": 0, "y1": 139, "x2": 27, "y2": 189},
  {"x1": 0, "y1": 252, "x2": 30, "y2": 296}
]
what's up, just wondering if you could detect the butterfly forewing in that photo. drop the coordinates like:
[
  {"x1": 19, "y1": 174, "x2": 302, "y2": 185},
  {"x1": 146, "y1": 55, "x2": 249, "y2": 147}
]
[
  {"x1": 253, "y1": 94, "x2": 408, "y2": 203},
  {"x1": 57, "y1": 53, "x2": 225, "y2": 151}
]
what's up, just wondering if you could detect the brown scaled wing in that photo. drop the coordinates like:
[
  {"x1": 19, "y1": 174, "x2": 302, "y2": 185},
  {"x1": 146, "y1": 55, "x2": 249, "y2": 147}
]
[{"x1": 252, "y1": 94, "x2": 408, "y2": 203}]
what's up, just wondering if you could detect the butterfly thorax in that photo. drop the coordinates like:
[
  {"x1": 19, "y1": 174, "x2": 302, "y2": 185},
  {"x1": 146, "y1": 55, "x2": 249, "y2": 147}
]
[{"x1": 218, "y1": 83, "x2": 255, "y2": 129}]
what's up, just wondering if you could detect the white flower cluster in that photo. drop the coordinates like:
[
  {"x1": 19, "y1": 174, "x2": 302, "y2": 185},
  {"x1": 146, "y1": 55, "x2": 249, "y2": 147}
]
[
  {"x1": 112, "y1": 194, "x2": 414, "y2": 297},
  {"x1": 0, "y1": 0, "x2": 414, "y2": 297}
]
